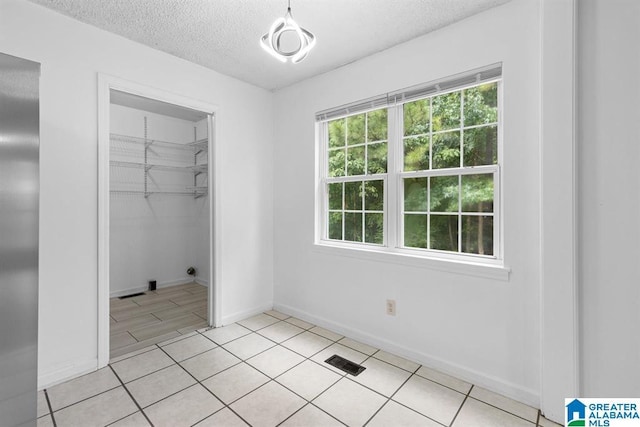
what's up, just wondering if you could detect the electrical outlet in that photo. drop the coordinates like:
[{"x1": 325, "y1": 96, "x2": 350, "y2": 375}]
[{"x1": 386, "y1": 299, "x2": 396, "y2": 316}]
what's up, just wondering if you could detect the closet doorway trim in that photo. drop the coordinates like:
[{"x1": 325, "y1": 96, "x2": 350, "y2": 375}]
[{"x1": 97, "y1": 74, "x2": 221, "y2": 369}]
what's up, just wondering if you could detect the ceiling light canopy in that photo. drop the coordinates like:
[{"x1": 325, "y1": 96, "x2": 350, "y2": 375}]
[{"x1": 260, "y1": 0, "x2": 316, "y2": 64}]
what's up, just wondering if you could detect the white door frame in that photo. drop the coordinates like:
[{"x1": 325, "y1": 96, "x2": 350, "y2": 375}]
[{"x1": 97, "y1": 74, "x2": 222, "y2": 368}]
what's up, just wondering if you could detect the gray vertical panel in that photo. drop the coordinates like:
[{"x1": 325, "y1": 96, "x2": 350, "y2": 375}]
[{"x1": 0, "y1": 53, "x2": 40, "y2": 427}]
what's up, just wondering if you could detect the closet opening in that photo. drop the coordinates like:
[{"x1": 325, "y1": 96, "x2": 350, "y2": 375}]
[{"x1": 97, "y1": 80, "x2": 218, "y2": 364}]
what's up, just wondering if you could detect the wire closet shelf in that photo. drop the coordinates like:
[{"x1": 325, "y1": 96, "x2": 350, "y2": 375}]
[{"x1": 109, "y1": 133, "x2": 208, "y2": 199}]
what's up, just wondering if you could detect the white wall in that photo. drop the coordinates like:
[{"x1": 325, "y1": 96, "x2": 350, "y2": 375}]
[
  {"x1": 0, "y1": 0, "x2": 274, "y2": 388},
  {"x1": 273, "y1": 0, "x2": 542, "y2": 405},
  {"x1": 578, "y1": 0, "x2": 640, "y2": 397},
  {"x1": 109, "y1": 105, "x2": 209, "y2": 296}
]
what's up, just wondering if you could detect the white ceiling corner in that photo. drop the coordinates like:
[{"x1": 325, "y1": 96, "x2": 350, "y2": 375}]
[{"x1": 26, "y1": 0, "x2": 512, "y2": 91}]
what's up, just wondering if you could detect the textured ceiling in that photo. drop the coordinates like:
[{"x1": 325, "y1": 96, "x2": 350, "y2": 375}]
[{"x1": 27, "y1": 0, "x2": 511, "y2": 91}]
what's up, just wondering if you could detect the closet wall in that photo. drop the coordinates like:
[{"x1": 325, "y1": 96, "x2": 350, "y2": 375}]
[{"x1": 109, "y1": 103, "x2": 210, "y2": 297}]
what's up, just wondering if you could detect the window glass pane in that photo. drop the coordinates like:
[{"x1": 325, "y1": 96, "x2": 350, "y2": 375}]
[
  {"x1": 463, "y1": 82, "x2": 498, "y2": 127},
  {"x1": 347, "y1": 114, "x2": 365, "y2": 146},
  {"x1": 464, "y1": 126, "x2": 497, "y2": 166},
  {"x1": 404, "y1": 214, "x2": 427, "y2": 248},
  {"x1": 461, "y1": 174, "x2": 493, "y2": 212},
  {"x1": 367, "y1": 142, "x2": 387, "y2": 174},
  {"x1": 403, "y1": 135, "x2": 429, "y2": 172},
  {"x1": 432, "y1": 91, "x2": 461, "y2": 132},
  {"x1": 404, "y1": 178, "x2": 427, "y2": 212},
  {"x1": 322, "y1": 79, "x2": 500, "y2": 256},
  {"x1": 365, "y1": 213, "x2": 384, "y2": 244},
  {"x1": 344, "y1": 181, "x2": 363, "y2": 210},
  {"x1": 328, "y1": 212, "x2": 343, "y2": 240},
  {"x1": 462, "y1": 215, "x2": 493, "y2": 255},
  {"x1": 430, "y1": 176, "x2": 459, "y2": 212},
  {"x1": 404, "y1": 99, "x2": 430, "y2": 137},
  {"x1": 367, "y1": 109, "x2": 387, "y2": 142},
  {"x1": 430, "y1": 214, "x2": 458, "y2": 252},
  {"x1": 346, "y1": 145, "x2": 365, "y2": 176},
  {"x1": 328, "y1": 148, "x2": 345, "y2": 177},
  {"x1": 329, "y1": 118, "x2": 346, "y2": 148},
  {"x1": 344, "y1": 212, "x2": 363, "y2": 242},
  {"x1": 432, "y1": 131, "x2": 460, "y2": 169},
  {"x1": 328, "y1": 183, "x2": 343, "y2": 210},
  {"x1": 364, "y1": 180, "x2": 384, "y2": 211}
]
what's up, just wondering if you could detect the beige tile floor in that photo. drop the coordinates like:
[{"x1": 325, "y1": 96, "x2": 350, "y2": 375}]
[
  {"x1": 39, "y1": 310, "x2": 562, "y2": 427},
  {"x1": 110, "y1": 282, "x2": 209, "y2": 359}
]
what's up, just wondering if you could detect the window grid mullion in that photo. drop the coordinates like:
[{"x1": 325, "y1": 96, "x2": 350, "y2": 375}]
[
  {"x1": 429, "y1": 97, "x2": 433, "y2": 171},
  {"x1": 460, "y1": 87, "x2": 465, "y2": 168},
  {"x1": 458, "y1": 94, "x2": 464, "y2": 252},
  {"x1": 364, "y1": 113, "x2": 369, "y2": 177},
  {"x1": 320, "y1": 123, "x2": 328, "y2": 242},
  {"x1": 341, "y1": 182, "x2": 345, "y2": 242},
  {"x1": 387, "y1": 104, "x2": 400, "y2": 249},
  {"x1": 344, "y1": 117, "x2": 349, "y2": 177},
  {"x1": 363, "y1": 113, "x2": 368, "y2": 243},
  {"x1": 361, "y1": 180, "x2": 365, "y2": 243},
  {"x1": 398, "y1": 164, "x2": 498, "y2": 179},
  {"x1": 458, "y1": 174, "x2": 462, "y2": 253}
]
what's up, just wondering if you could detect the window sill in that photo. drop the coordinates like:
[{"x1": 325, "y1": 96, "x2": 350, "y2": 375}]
[{"x1": 312, "y1": 242, "x2": 511, "y2": 281}]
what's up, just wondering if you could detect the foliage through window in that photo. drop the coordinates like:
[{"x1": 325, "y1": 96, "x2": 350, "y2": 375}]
[
  {"x1": 318, "y1": 68, "x2": 501, "y2": 263},
  {"x1": 326, "y1": 110, "x2": 387, "y2": 244},
  {"x1": 402, "y1": 83, "x2": 498, "y2": 255}
]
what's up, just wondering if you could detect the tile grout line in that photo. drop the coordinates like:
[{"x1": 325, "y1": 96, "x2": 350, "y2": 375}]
[
  {"x1": 154, "y1": 341, "x2": 253, "y2": 427},
  {"x1": 108, "y1": 364, "x2": 155, "y2": 427},
  {"x1": 194, "y1": 320, "x2": 352, "y2": 424},
  {"x1": 224, "y1": 336, "x2": 348, "y2": 425},
  {"x1": 240, "y1": 316, "x2": 410, "y2": 424},
  {"x1": 43, "y1": 389, "x2": 57, "y2": 427},
  {"x1": 43, "y1": 384, "x2": 123, "y2": 413},
  {"x1": 106, "y1": 310, "x2": 539, "y2": 427},
  {"x1": 279, "y1": 326, "x2": 457, "y2": 426},
  {"x1": 293, "y1": 314, "x2": 537, "y2": 425},
  {"x1": 110, "y1": 286, "x2": 207, "y2": 357},
  {"x1": 275, "y1": 401, "x2": 347, "y2": 427},
  {"x1": 192, "y1": 327, "x2": 343, "y2": 406},
  {"x1": 448, "y1": 384, "x2": 474, "y2": 427},
  {"x1": 464, "y1": 392, "x2": 540, "y2": 424},
  {"x1": 361, "y1": 361, "x2": 424, "y2": 427}
]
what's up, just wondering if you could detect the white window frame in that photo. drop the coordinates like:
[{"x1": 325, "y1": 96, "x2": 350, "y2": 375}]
[{"x1": 314, "y1": 65, "x2": 506, "y2": 273}]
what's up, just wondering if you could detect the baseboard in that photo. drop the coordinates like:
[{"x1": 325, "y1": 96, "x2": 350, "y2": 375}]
[
  {"x1": 109, "y1": 277, "x2": 199, "y2": 298},
  {"x1": 273, "y1": 302, "x2": 540, "y2": 408},
  {"x1": 38, "y1": 358, "x2": 97, "y2": 390},
  {"x1": 195, "y1": 278, "x2": 208, "y2": 287},
  {"x1": 220, "y1": 302, "x2": 274, "y2": 326}
]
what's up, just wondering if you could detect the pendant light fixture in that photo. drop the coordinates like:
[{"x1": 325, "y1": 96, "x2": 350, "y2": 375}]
[{"x1": 260, "y1": 0, "x2": 316, "y2": 64}]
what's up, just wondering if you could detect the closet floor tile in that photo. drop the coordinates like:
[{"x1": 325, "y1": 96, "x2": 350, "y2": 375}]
[
  {"x1": 109, "y1": 283, "x2": 209, "y2": 361},
  {"x1": 129, "y1": 313, "x2": 204, "y2": 341}
]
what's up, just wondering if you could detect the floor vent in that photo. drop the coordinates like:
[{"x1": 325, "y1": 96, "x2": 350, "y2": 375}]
[
  {"x1": 325, "y1": 354, "x2": 366, "y2": 376},
  {"x1": 118, "y1": 292, "x2": 145, "y2": 299}
]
